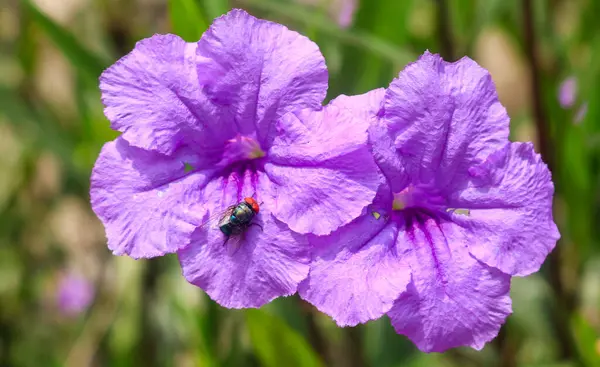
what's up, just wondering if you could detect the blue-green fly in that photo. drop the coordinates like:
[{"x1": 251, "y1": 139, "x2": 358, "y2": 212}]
[
  {"x1": 218, "y1": 197, "x2": 262, "y2": 239},
  {"x1": 199, "y1": 197, "x2": 263, "y2": 253}
]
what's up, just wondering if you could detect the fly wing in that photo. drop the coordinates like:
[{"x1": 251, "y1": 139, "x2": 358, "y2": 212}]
[
  {"x1": 197, "y1": 205, "x2": 235, "y2": 230},
  {"x1": 225, "y1": 234, "x2": 244, "y2": 256}
]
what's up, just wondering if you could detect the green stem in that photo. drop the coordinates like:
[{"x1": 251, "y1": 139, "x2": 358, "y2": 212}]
[{"x1": 435, "y1": 0, "x2": 455, "y2": 60}]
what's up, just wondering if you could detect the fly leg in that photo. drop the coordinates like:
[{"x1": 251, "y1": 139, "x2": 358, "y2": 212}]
[{"x1": 249, "y1": 222, "x2": 263, "y2": 232}]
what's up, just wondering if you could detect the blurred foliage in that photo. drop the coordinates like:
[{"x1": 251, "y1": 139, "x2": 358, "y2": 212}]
[{"x1": 1, "y1": 0, "x2": 599, "y2": 366}]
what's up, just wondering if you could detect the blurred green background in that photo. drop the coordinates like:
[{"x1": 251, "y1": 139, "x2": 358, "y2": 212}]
[{"x1": 1, "y1": 0, "x2": 599, "y2": 366}]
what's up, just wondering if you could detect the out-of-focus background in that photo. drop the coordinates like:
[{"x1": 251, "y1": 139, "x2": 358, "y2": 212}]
[{"x1": 0, "y1": 0, "x2": 599, "y2": 366}]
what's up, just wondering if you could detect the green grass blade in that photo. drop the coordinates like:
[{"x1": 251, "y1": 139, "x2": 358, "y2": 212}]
[
  {"x1": 0, "y1": 87, "x2": 88, "y2": 185},
  {"x1": 244, "y1": 0, "x2": 415, "y2": 66},
  {"x1": 352, "y1": 0, "x2": 414, "y2": 93},
  {"x1": 245, "y1": 309, "x2": 323, "y2": 367},
  {"x1": 23, "y1": 0, "x2": 109, "y2": 83},
  {"x1": 572, "y1": 312, "x2": 600, "y2": 367}
]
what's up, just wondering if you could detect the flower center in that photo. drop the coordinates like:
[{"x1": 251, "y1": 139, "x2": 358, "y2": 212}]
[
  {"x1": 392, "y1": 184, "x2": 447, "y2": 212},
  {"x1": 218, "y1": 134, "x2": 266, "y2": 168},
  {"x1": 391, "y1": 184, "x2": 471, "y2": 223}
]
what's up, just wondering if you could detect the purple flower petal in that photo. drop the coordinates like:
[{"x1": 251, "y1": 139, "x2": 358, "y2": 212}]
[
  {"x1": 298, "y1": 183, "x2": 411, "y2": 326},
  {"x1": 388, "y1": 216, "x2": 512, "y2": 353},
  {"x1": 329, "y1": 89, "x2": 410, "y2": 192},
  {"x1": 266, "y1": 105, "x2": 381, "y2": 235},
  {"x1": 90, "y1": 138, "x2": 213, "y2": 258},
  {"x1": 178, "y1": 171, "x2": 310, "y2": 308},
  {"x1": 329, "y1": 88, "x2": 385, "y2": 119},
  {"x1": 450, "y1": 142, "x2": 560, "y2": 276},
  {"x1": 100, "y1": 35, "x2": 231, "y2": 155},
  {"x1": 383, "y1": 51, "x2": 509, "y2": 190},
  {"x1": 196, "y1": 9, "x2": 328, "y2": 147},
  {"x1": 558, "y1": 77, "x2": 577, "y2": 109}
]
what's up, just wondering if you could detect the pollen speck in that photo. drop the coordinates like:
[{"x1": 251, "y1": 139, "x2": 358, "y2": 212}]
[
  {"x1": 184, "y1": 162, "x2": 194, "y2": 173},
  {"x1": 372, "y1": 211, "x2": 381, "y2": 220},
  {"x1": 447, "y1": 208, "x2": 470, "y2": 216}
]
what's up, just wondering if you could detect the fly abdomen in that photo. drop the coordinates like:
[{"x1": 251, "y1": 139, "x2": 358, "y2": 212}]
[{"x1": 219, "y1": 222, "x2": 233, "y2": 236}]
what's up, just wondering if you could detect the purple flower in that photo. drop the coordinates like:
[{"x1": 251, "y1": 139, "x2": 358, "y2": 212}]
[
  {"x1": 558, "y1": 77, "x2": 577, "y2": 108},
  {"x1": 299, "y1": 52, "x2": 560, "y2": 352},
  {"x1": 91, "y1": 9, "x2": 380, "y2": 308},
  {"x1": 334, "y1": 0, "x2": 357, "y2": 28},
  {"x1": 57, "y1": 272, "x2": 94, "y2": 316},
  {"x1": 558, "y1": 76, "x2": 588, "y2": 124}
]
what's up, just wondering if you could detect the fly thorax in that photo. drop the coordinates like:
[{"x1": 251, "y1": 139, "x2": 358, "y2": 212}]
[{"x1": 232, "y1": 203, "x2": 255, "y2": 224}]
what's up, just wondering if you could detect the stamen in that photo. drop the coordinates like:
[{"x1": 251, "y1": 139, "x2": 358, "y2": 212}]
[
  {"x1": 392, "y1": 186, "x2": 414, "y2": 210},
  {"x1": 392, "y1": 200, "x2": 406, "y2": 211},
  {"x1": 249, "y1": 147, "x2": 266, "y2": 159},
  {"x1": 219, "y1": 134, "x2": 266, "y2": 168}
]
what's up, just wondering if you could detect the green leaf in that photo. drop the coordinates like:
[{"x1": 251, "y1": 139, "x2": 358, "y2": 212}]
[
  {"x1": 363, "y1": 318, "x2": 415, "y2": 367},
  {"x1": 23, "y1": 0, "x2": 109, "y2": 84},
  {"x1": 351, "y1": 0, "x2": 414, "y2": 92},
  {"x1": 245, "y1": 309, "x2": 323, "y2": 367},
  {"x1": 168, "y1": 0, "x2": 209, "y2": 41},
  {"x1": 204, "y1": 0, "x2": 230, "y2": 20},
  {"x1": 572, "y1": 312, "x2": 600, "y2": 367}
]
